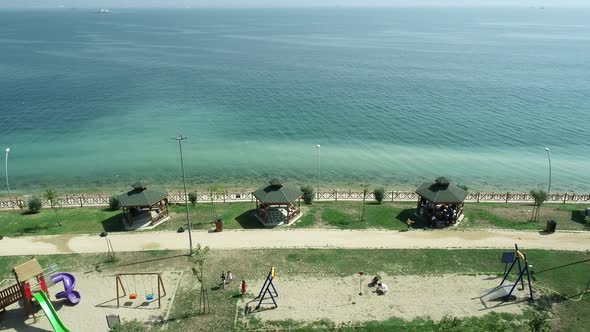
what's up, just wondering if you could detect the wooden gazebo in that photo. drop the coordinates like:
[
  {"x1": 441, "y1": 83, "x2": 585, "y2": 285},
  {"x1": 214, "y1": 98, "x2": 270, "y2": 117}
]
[
  {"x1": 117, "y1": 182, "x2": 169, "y2": 228},
  {"x1": 415, "y1": 177, "x2": 468, "y2": 227},
  {"x1": 253, "y1": 178, "x2": 303, "y2": 226}
]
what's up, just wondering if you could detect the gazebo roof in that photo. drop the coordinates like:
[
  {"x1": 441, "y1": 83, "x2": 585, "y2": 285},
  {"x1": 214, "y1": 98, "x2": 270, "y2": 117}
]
[
  {"x1": 253, "y1": 178, "x2": 303, "y2": 204},
  {"x1": 415, "y1": 177, "x2": 468, "y2": 204},
  {"x1": 118, "y1": 183, "x2": 168, "y2": 207}
]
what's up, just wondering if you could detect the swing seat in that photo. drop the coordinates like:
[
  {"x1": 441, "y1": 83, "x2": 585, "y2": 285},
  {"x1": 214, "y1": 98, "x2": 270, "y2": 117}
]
[
  {"x1": 146, "y1": 294, "x2": 154, "y2": 301},
  {"x1": 129, "y1": 293, "x2": 138, "y2": 299}
]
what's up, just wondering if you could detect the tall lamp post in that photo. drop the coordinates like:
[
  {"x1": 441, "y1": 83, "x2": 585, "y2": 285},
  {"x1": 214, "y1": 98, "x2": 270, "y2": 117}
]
[
  {"x1": 545, "y1": 147, "x2": 552, "y2": 195},
  {"x1": 4, "y1": 148, "x2": 12, "y2": 207},
  {"x1": 172, "y1": 135, "x2": 193, "y2": 255},
  {"x1": 316, "y1": 144, "x2": 320, "y2": 200}
]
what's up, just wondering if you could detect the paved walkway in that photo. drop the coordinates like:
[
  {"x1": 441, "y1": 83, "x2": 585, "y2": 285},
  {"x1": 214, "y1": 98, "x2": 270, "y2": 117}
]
[{"x1": 1, "y1": 229, "x2": 589, "y2": 256}]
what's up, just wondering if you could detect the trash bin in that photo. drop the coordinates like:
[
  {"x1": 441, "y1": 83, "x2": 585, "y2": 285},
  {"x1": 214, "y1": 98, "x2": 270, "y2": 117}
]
[
  {"x1": 546, "y1": 220, "x2": 557, "y2": 233},
  {"x1": 215, "y1": 219, "x2": 223, "y2": 232}
]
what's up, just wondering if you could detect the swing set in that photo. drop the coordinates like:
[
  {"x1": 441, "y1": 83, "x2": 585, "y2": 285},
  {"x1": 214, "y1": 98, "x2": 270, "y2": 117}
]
[
  {"x1": 254, "y1": 266, "x2": 279, "y2": 310},
  {"x1": 116, "y1": 273, "x2": 167, "y2": 308},
  {"x1": 481, "y1": 244, "x2": 534, "y2": 303},
  {"x1": 499, "y1": 244, "x2": 534, "y2": 302}
]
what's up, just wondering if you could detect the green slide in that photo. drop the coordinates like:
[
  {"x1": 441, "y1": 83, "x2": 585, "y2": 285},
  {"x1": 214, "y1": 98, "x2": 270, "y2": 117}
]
[{"x1": 33, "y1": 291, "x2": 71, "y2": 332}]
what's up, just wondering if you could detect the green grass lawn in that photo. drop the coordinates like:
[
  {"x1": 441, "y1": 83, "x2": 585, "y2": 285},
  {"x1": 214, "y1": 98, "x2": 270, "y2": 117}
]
[
  {"x1": 0, "y1": 207, "x2": 122, "y2": 237},
  {"x1": 0, "y1": 201, "x2": 587, "y2": 237},
  {"x1": 1, "y1": 248, "x2": 588, "y2": 331},
  {"x1": 460, "y1": 203, "x2": 589, "y2": 231}
]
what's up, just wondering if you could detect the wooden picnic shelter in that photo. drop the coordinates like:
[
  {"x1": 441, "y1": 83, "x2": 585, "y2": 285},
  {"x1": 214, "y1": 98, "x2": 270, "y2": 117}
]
[
  {"x1": 253, "y1": 178, "x2": 303, "y2": 226},
  {"x1": 117, "y1": 182, "x2": 169, "y2": 227},
  {"x1": 415, "y1": 177, "x2": 468, "y2": 226}
]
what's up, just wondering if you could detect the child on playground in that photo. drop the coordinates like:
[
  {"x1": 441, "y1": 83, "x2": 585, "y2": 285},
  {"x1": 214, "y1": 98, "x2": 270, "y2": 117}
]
[
  {"x1": 376, "y1": 282, "x2": 388, "y2": 295},
  {"x1": 241, "y1": 280, "x2": 247, "y2": 296}
]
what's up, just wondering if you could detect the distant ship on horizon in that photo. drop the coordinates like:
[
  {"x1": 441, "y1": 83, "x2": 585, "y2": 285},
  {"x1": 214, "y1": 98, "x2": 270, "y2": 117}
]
[{"x1": 96, "y1": 9, "x2": 111, "y2": 14}]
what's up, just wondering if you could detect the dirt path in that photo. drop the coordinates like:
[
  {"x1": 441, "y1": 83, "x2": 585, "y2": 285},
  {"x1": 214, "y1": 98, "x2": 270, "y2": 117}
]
[{"x1": 0, "y1": 229, "x2": 589, "y2": 256}]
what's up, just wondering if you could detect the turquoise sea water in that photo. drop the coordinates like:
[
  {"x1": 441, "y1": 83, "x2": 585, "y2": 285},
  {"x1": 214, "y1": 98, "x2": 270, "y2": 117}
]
[{"x1": 0, "y1": 8, "x2": 589, "y2": 193}]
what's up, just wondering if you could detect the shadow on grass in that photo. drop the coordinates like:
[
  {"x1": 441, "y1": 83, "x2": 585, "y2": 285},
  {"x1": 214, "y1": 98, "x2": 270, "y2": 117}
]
[
  {"x1": 21, "y1": 225, "x2": 55, "y2": 234},
  {"x1": 534, "y1": 258, "x2": 590, "y2": 274},
  {"x1": 235, "y1": 210, "x2": 264, "y2": 229},
  {"x1": 571, "y1": 210, "x2": 589, "y2": 226},
  {"x1": 395, "y1": 209, "x2": 429, "y2": 229},
  {"x1": 101, "y1": 214, "x2": 125, "y2": 232},
  {"x1": 21, "y1": 210, "x2": 40, "y2": 216},
  {"x1": 89, "y1": 253, "x2": 187, "y2": 273}
]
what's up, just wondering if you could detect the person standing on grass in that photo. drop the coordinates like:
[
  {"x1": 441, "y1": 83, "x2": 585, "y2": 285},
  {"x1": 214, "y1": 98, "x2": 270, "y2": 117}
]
[
  {"x1": 241, "y1": 280, "x2": 247, "y2": 296},
  {"x1": 221, "y1": 271, "x2": 226, "y2": 290},
  {"x1": 227, "y1": 271, "x2": 233, "y2": 285}
]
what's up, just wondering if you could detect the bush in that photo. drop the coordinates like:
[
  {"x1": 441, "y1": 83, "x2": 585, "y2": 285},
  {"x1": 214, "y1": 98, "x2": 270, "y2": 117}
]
[
  {"x1": 109, "y1": 195, "x2": 120, "y2": 210},
  {"x1": 301, "y1": 185, "x2": 314, "y2": 204},
  {"x1": 28, "y1": 197, "x2": 42, "y2": 213},
  {"x1": 373, "y1": 188, "x2": 385, "y2": 204},
  {"x1": 188, "y1": 192, "x2": 197, "y2": 205},
  {"x1": 527, "y1": 311, "x2": 551, "y2": 332}
]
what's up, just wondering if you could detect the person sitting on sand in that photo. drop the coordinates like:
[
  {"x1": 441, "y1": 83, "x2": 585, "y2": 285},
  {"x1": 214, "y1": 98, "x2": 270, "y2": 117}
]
[
  {"x1": 370, "y1": 276, "x2": 380, "y2": 286},
  {"x1": 376, "y1": 282, "x2": 388, "y2": 295}
]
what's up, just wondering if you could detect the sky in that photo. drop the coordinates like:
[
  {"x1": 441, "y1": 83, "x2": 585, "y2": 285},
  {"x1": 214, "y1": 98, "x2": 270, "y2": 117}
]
[{"x1": 1, "y1": 0, "x2": 589, "y2": 9}]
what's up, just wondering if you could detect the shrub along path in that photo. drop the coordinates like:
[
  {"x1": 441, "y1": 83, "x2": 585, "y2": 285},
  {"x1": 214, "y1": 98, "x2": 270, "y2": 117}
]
[{"x1": 0, "y1": 228, "x2": 589, "y2": 257}]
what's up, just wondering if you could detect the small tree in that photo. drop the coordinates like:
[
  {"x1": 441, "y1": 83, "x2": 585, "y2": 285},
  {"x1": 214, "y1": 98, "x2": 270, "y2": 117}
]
[
  {"x1": 373, "y1": 188, "x2": 385, "y2": 204},
  {"x1": 28, "y1": 197, "x2": 42, "y2": 214},
  {"x1": 189, "y1": 244, "x2": 211, "y2": 314},
  {"x1": 207, "y1": 186, "x2": 222, "y2": 222},
  {"x1": 301, "y1": 185, "x2": 314, "y2": 204},
  {"x1": 188, "y1": 192, "x2": 198, "y2": 206},
  {"x1": 359, "y1": 184, "x2": 369, "y2": 221},
  {"x1": 530, "y1": 189, "x2": 548, "y2": 222},
  {"x1": 43, "y1": 189, "x2": 62, "y2": 226},
  {"x1": 109, "y1": 195, "x2": 120, "y2": 210}
]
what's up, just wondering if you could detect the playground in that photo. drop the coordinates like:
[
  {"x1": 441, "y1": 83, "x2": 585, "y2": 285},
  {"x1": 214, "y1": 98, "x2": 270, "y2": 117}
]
[
  {"x1": 239, "y1": 274, "x2": 531, "y2": 326},
  {"x1": 0, "y1": 246, "x2": 587, "y2": 331},
  {"x1": 0, "y1": 260, "x2": 182, "y2": 332}
]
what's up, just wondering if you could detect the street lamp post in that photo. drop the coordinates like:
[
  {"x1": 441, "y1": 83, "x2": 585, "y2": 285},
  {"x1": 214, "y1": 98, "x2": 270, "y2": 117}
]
[
  {"x1": 545, "y1": 147, "x2": 552, "y2": 195},
  {"x1": 4, "y1": 148, "x2": 12, "y2": 207},
  {"x1": 172, "y1": 135, "x2": 193, "y2": 255},
  {"x1": 316, "y1": 144, "x2": 320, "y2": 200}
]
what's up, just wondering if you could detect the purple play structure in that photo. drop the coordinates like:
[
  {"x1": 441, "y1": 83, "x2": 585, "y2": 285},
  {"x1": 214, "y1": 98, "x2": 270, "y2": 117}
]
[{"x1": 51, "y1": 272, "x2": 81, "y2": 305}]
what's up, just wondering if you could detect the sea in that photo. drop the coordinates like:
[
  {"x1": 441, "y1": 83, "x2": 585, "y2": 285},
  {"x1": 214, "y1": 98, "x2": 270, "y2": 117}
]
[{"x1": 0, "y1": 7, "x2": 589, "y2": 194}]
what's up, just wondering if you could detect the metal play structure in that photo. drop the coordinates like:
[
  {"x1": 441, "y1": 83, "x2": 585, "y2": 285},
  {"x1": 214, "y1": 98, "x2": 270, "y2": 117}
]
[
  {"x1": 254, "y1": 266, "x2": 279, "y2": 310},
  {"x1": 482, "y1": 244, "x2": 534, "y2": 303},
  {"x1": 116, "y1": 272, "x2": 167, "y2": 308}
]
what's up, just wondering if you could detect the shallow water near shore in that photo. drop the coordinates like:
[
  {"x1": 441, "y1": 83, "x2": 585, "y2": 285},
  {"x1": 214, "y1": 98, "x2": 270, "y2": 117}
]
[{"x1": 1, "y1": 8, "x2": 589, "y2": 194}]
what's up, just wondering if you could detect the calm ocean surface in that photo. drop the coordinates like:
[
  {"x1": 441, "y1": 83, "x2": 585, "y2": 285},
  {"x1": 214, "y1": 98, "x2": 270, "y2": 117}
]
[{"x1": 0, "y1": 8, "x2": 589, "y2": 193}]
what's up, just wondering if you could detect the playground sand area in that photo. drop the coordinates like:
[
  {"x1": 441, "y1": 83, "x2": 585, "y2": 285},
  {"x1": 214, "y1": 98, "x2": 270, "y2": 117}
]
[
  {"x1": 0, "y1": 271, "x2": 182, "y2": 332},
  {"x1": 238, "y1": 274, "x2": 531, "y2": 327}
]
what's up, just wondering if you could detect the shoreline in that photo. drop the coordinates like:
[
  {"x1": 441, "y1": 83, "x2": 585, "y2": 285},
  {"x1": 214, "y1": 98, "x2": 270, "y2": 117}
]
[{"x1": 2, "y1": 176, "x2": 586, "y2": 197}]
